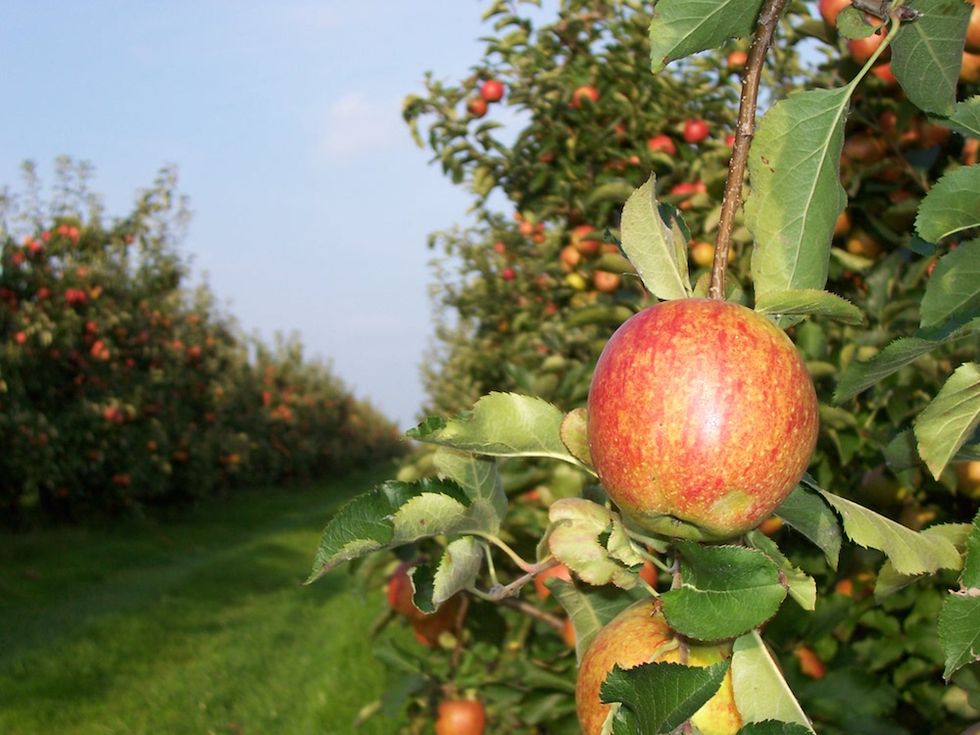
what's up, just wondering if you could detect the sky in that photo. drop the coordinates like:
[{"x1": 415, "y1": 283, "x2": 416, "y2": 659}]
[{"x1": 0, "y1": 1, "x2": 521, "y2": 429}]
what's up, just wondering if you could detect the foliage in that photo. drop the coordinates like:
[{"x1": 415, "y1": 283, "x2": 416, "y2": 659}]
[{"x1": 0, "y1": 159, "x2": 405, "y2": 522}]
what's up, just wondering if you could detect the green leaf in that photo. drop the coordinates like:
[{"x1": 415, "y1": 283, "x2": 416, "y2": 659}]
[
  {"x1": 939, "y1": 510, "x2": 980, "y2": 679},
  {"x1": 809, "y1": 480, "x2": 961, "y2": 575},
  {"x1": 746, "y1": 531, "x2": 817, "y2": 611},
  {"x1": 411, "y1": 536, "x2": 483, "y2": 613},
  {"x1": 559, "y1": 407, "x2": 593, "y2": 468},
  {"x1": 549, "y1": 579, "x2": 646, "y2": 662},
  {"x1": 836, "y1": 6, "x2": 875, "y2": 39},
  {"x1": 774, "y1": 485, "x2": 842, "y2": 570},
  {"x1": 620, "y1": 176, "x2": 692, "y2": 301},
  {"x1": 892, "y1": 0, "x2": 972, "y2": 117},
  {"x1": 547, "y1": 498, "x2": 645, "y2": 589},
  {"x1": 875, "y1": 523, "x2": 971, "y2": 599},
  {"x1": 941, "y1": 96, "x2": 980, "y2": 138},
  {"x1": 834, "y1": 318, "x2": 980, "y2": 403},
  {"x1": 754, "y1": 289, "x2": 864, "y2": 325},
  {"x1": 602, "y1": 661, "x2": 730, "y2": 734},
  {"x1": 920, "y1": 239, "x2": 980, "y2": 328},
  {"x1": 747, "y1": 87, "x2": 850, "y2": 308},
  {"x1": 738, "y1": 722, "x2": 815, "y2": 735},
  {"x1": 407, "y1": 392, "x2": 586, "y2": 468},
  {"x1": 432, "y1": 448, "x2": 507, "y2": 531},
  {"x1": 660, "y1": 541, "x2": 787, "y2": 641},
  {"x1": 916, "y1": 166, "x2": 980, "y2": 243},
  {"x1": 915, "y1": 363, "x2": 980, "y2": 479},
  {"x1": 732, "y1": 631, "x2": 814, "y2": 731},
  {"x1": 307, "y1": 479, "x2": 483, "y2": 583},
  {"x1": 649, "y1": 0, "x2": 765, "y2": 73}
]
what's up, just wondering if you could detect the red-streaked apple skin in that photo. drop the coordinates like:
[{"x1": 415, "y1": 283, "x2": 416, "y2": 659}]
[
  {"x1": 587, "y1": 299, "x2": 818, "y2": 540},
  {"x1": 576, "y1": 600, "x2": 742, "y2": 735}
]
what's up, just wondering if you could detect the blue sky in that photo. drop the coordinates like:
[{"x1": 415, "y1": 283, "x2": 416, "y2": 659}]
[{"x1": 0, "y1": 1, "x2": 516, "y2": 428}]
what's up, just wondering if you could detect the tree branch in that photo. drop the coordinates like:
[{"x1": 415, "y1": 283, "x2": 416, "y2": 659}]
[
  {"x1": 708, "y1": 0, "x2": 790, "y2": 300},
  {"x1": 498, "y1": 597, "x2": 565, "y2": 633}
]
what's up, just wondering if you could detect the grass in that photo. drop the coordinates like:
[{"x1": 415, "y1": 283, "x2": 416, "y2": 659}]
[{"x1": 0, "y1": 464, "x2": 409, "y2": 735}]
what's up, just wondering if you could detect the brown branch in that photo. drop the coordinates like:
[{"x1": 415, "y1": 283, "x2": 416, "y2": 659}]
[
  {"x1": 499, "y1": 597, "x2": 565, "y2": 633},
  {"x1": 708, "y1": 0, "x2": 790, "y2": 300},
  {"x1": 449, "y1": 594, "x2": 471, "y2": 674}
]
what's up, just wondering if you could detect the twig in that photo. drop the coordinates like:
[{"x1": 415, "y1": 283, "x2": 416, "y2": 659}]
[
  {"x1": 499, "y1": 597, "x2": 566, "y2": 633},
  {"x1": 708, "y1": 0, "x2": 790, "y2": 300},
  {"x1": 449, "y1": 594, "x2": 471, "y2": 673}
]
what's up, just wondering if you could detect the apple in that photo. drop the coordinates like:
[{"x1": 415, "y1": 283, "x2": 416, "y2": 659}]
[
  {"x1": 571, "y1": 224, "x2": 601, "y2": 254},
  {"x1": 576, "y1": 600, "x2": 742, "y2": 734},
  {"x1": 968, "y1": 0, "x2": 980, "y2": 53},
  {"x1": 646, "y1": 133, "x2": 677, "y2": 156},
  {"x1": 593, "y1": 271, "x2": 621, "y2": 293},
  {"x1": 571, "y1": 84, "x2": 600, "y2": 108},
  {"x1": 847, "y1": 29, "x2": 888, "y2": 66},
  {"x1": 435, "y1": 699, "x2": 486, "y2": 735},
  {"x1": 480, "y1": 79, "x2": 505, "y2": 103},
  {"x1": 818, "y1": 0, "x2": 851, "y2": 27},
  {"x1": 954, "y1": 461, "x2": 980, "y2": 500},
  {"x1": 560, "y1": 244, "x2": 583, "y2": 271},
  {"x1": 14, "y1": 331, "x2": 27, "y2": 345},
  {"x1": 846, "y1": 229, "x2": 883, "y2": 258},
  {"x1": 870, "y1": 62, "x2": 897, "y2": 85},
  {"x1": 387, "y1": 561, "x2": 425, "y2": 621},
  {"x1": 689, "y1": 241, "x2": 716, "y2": 268},
  {"x1": 534, "y1": 563, "x2": 573, "y2": 600},
  {"x1": 467, "y1": 97, "x2": 488, "y2": 118},
  {"x1": 833, "y1": 210, "x2": 851, "y2": 238},
  {"x1": 561, "y1": 617, "x2": 577, "y2": 647},
  {"x1": 961, "y1": 51, "x2": 980, "y2": 83},
  {"x1": 683, "y1": 118, "x2": 710, "y2": 144},
  {"x1": 587, "y1": 299, "x2": 818, "y2": 540},
  {"x1": 411, "y1": 598, "x2": 461, "y2": 646},
  {"x1": 501, "y1": 266, "x2": 516, "y2": 281},
  {"x1": 492, "y1": 241, "x2": 507, "y2": 254},
  {"x1": 724, "y1": 133, "x2": 736, "y2": 148},
  {"x1": 727, "y1": 50, "x2": 748, "y2": 71},
  {"x1": 794, "y1": 645, "x2": 826, "y2": 679}
]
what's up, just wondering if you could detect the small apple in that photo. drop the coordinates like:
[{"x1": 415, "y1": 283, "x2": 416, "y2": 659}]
[
  {"x1": 571, "y1": 224, "x2": 601, "y2": 254},
  {"x1": 689, "y1": 241, "x2": 716, "y2": 268},
  {"x1": 571, "y1": 84, "x2": 600, "y2": 108},
  {"x1": 501, "y1": 266, "x2": 516, "y2": 281},
  {"x1": 954, "y1": 461, "x2": 980, "y2": 500},
  {"x1": 794, "y1": 645, "x2": 826, "y2": 679},
  {"x1": 593, "y1": 271, "x2": 621, "y2": 293},
  {"x1": 387, "y1": 562, "x2": 425, "y2": 621},
  {"x1": 833, "y1": 210, "x2": 851, "y2": 238},
  {"x1": 534, "y1": 563, "x2": 572, "y2": 599},
  {"x1": 968, "y1": 0, "x2": 980, "y2": 53},
  {"x1": 683, "y1": 118, "x2": 710, "y2": 144},
  {"x1": 480, "y1": 79, "x2": 505, "y2": 103},
  {"x1": 727, "y1": 50, "x2": 748, "y2": 71},
  {"x1": 560, "y1": 244, "x2": 583, "y2": 271},
  {"x1": 435, "y1": 699, "x2": 486, "y2": 735},
  {"x1": 818, "y1": 0, "x2": 851, "y2": 27},
  {"x1": 492, "y1": 241, "x2": 507, "y2": 255},
  {"x1": 847, "y1": 29, "x2": 888, "y2": 66},
  {"x1": 846, "y1": 229, "x2": 883, "y2": 258},
  {"x1": 587, "y1": 299, "x2": 818, "y2": 540},
  {"x1": 576, "y1": 600, "x2": 742, "y2": 734},
  {"x1": 646, "y1": 133, "x2": 677, "y2": 156},
  {"x1": 961, "y1": 51, "x2": 980, "y2": 83},
  {"x1": 870, "y1": 62, "x2": 897, "y2": 85},
  {"x1": 467, "y1": 97, "x2": 488, "y2": 118},
  {"x1": 724, "y1": 133, "x2": 736, "y2": 148}
]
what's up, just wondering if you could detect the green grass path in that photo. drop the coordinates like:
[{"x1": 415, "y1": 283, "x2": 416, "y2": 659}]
[{"x1": 0, "y1": 464, "x2": 407, "y2": 735}]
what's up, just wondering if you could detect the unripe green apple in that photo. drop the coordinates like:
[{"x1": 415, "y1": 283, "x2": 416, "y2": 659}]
[
  {"x1": 587, "y1": 299, "x2": 818, "y2": 540},
  {"x1": 576, "y1": 600, "x2": 742, "y2": 734}
]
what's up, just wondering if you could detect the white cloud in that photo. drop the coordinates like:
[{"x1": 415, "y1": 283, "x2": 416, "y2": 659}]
[{"x1": 317, "y1": 92, "x2": 405, "y2": 161}]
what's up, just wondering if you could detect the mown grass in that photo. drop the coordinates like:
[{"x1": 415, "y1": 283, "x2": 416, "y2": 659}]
[{"x1": 0, "y1": 464, "x2": 409, "y2": 734}]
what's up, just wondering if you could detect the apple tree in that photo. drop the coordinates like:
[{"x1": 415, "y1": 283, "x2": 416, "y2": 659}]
[{"x1": 309, "y1": 0, "x2": 979, "y2": 733}]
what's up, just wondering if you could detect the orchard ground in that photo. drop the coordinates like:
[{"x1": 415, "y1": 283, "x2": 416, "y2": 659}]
[{"x1": 0, "y1": 464, "x2": 408, "y2": 735}]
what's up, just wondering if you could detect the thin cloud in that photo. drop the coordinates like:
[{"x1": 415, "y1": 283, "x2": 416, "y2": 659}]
[{"x1": 317, "y1": 92, "x2": 405, "y2": 161}]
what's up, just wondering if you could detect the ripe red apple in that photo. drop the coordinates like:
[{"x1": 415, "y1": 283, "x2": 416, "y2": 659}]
[
  {"x1": 847, "y1": 29, "x2": 888, "y2": 65},
  {"x1": 593, "y1": 271, "x2": 621, "y2": 293},
  {"x1": 646, "y1": 133, "x2": 677, "y2": 156},
  {"x1": 492, "y1": 241, "x2": 507, "y2": 255},
  {"x1": 576, "y1": 600, "x2": 742, "y2": 734},
  {"x1": 571, "y1": 224, "x2": 601, "y2": 254},
  {"x1": 818, "y1": 0, "x2": 851, "y2": 27},
  {"x1": 724, "y1": 133, "x2": 736, "y2": 148},
  {"x1": 467, "y1": 97, "x2": 488, "y2": 118},
  {"x1": 387, "y1": 562, "x2": 425, "y2": 621},
  {"x1": 435, "y1": 699, "x2": 486, "y2": 735},
  {"x1": 560, "y1": 244, "x2": 583, "y2": 271},
  {"x1": 571, "y1": 84, "x2": 600, "y2": 108},
  {"x1": 587, "y1": 299, "x2": 818, "y2": 540},
  {"x1": 870, "y1": 62, "x2": 897, "y2": 85},
  {"x1": 480, "y1": 78, "x2": 505, "y2": 103},
  {"x1": 683, "y1": 118, "x2": 710, "y2": 144},
  {"x1": 501, "y1": 266, "x2": 516, "y2": 281}
]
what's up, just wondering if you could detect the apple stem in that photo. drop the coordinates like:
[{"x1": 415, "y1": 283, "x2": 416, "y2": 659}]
[
  {"x1": 708, "y1": 0, "x2": 790, "y2": 301},
  {"x1": 473, "y1": 532, "x2": 538, "y2": 572}
]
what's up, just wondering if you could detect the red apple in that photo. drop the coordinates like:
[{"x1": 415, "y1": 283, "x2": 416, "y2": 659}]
[
  {"x1": 576, "y1": 600, "x2": 742, "y2": 734},
  {"x1": 571, "y1": 224, "x2": 601, "y2": 254},
  {"x1": 646, "y1": 133, "x2": 677, "y2": 156},
  {"x1": 870, "y1": 62, "x2": 897, "y2": 85},
  {"x1": 480, "y1": 79, "x2": 505, "y2": 102},
  {"x1": 492, "y1": 241, "x2": 507, "y2": 254},
  {"x1": 571, "y1": 84, "x2": 600, "y2": 108},
  {"x1": 501, "y1": 266, "x2": 516, "y2": 281},
  {"x1": 467, "y1": 97, "x2": 488, "y2": 118},
  {"x1": 683, "y1": 118, "x2": 710, "y2": 144},
  {"x1": 818, "y1": 0, "x2": 851, "y2": 27},
  {"x1": 847, "y1": 29, "x2": 888, "y2": 65},
  {"x1": 587, "y1": 299, "x2": 818, "y2": 540},
  {"x1": 725, "y1": 133, "x2": 736, "y2": 148},
  {"x1": 593, "y1": 271, "x2": 621, "y2": 293},
  {"x1": 387, "y1": 562, "x2": 425, "y2": 621},
  {"x1": 560, "y1": 244, "x2": 583, "y2": 271},
  {"x1": 962, "y1": 51, "x2": 980, "y2": 83},
  {"x1": 727, "y1": 50, "x2": 748, "y2": 70},
  {"x1": 435, "y1": 699, "x2": 486, "y2": 735}
]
